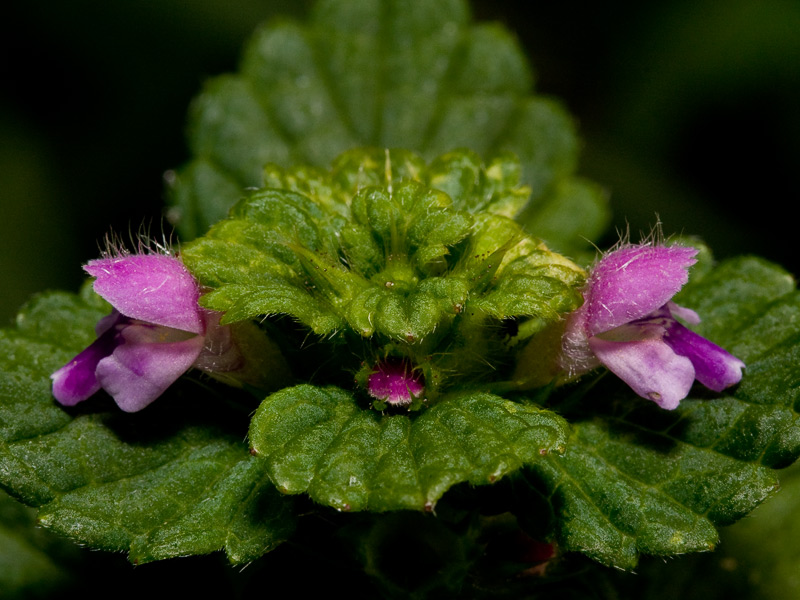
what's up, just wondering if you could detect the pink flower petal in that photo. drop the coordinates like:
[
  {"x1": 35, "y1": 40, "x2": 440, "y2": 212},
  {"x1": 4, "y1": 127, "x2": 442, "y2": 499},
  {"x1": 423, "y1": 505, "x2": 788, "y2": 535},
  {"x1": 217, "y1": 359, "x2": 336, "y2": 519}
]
[
  {"x1": 51, "y1": 312, "x2": 126, "y2": 406},
  {"x1": 583, "y1": 245, "x2": 698, "y2": 336},
  {"x1": 667, "y1": 301, "x2": 701, "y2": 325},
  {"x1": 95, "y1": 323, "x2": 205, "y2": 412},
  {"x1": 665, "y1": 321, "x2": 745, "y2": 392},
  {"x1": 558, "y1": 243, "x2": 745, "y2": 410},
  {"x1": 589, "y1": 336, "x2": 696, "y2": 410},
  {"x1": 51, "y1": 336, "x2": 113, "y2": 406},
  {"x1": 85, "y1": 254, "x2": 204, "y2": 334}
]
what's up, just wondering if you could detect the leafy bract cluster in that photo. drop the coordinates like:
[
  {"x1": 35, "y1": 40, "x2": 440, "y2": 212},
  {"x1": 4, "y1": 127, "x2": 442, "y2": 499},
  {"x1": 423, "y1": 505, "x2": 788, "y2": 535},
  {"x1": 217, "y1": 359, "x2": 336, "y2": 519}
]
[{"x1": 182, "y1": 148, "x2": 584, "y2": 397}]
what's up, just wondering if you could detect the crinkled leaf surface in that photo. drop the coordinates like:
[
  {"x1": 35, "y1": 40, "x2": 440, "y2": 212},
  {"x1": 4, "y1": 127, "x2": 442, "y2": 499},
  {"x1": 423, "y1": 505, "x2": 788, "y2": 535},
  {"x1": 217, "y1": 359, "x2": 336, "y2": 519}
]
[
  {"x1": 168, "y1": 0, "x2": 609, "y2": 255},
  {"x1": 249, "y1": 385, "x2": 568, "y2": 512},
  {"x1": 0, "y1": 290, "x2": 296, "y2": 565},
  {"x1": 597, "y1": 462, "x2": 800, "y2": 600},
  {"x1": 182, "y1": 148, "x2": 583, "y2": 332},
  {"x1": 527, "y1": 257, "x2": 800, "y2": 569}
]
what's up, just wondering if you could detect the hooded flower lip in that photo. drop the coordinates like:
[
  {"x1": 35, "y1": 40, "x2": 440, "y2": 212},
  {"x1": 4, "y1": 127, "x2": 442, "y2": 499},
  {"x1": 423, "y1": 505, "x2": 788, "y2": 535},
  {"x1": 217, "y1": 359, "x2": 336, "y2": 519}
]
[
  {"x1": 86, "y1": 253, "x2": 205, "y2": 334},
  {"x1": 367, "y1": 358, "x2": 425, "y2": 406},
  {"x1": 51, "y1": 253, "x2": 240, "y2": 412},
  {"x1": 561, "y1": 244, "x2": 745, "y2": 410}
]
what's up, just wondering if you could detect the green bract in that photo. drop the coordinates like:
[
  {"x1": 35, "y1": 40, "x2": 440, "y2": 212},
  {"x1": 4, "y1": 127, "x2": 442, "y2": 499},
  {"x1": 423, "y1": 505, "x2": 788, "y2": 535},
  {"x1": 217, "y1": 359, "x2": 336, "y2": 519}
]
[
  {"x1": 182, "y1": 148, "x2": 585, "y2": 398},
  {"x1": 249, "y1": 385, "x2": 568, "y2": 512}
]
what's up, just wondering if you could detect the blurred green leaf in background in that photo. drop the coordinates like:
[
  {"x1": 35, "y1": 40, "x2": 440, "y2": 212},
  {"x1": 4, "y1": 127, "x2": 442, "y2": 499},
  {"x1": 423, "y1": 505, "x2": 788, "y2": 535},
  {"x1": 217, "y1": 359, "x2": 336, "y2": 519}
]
[{"x1": 3, "y1": 0, "x2": 799, "y2": 323}]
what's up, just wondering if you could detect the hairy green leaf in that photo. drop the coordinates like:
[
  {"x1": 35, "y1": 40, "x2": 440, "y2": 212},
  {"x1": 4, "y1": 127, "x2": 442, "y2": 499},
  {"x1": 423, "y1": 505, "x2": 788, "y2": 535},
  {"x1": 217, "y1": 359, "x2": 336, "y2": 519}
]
[
  {"x1": 601, "y1": 463, "x2": 800, "y2": 600},
  {"x1": 249, "y1": 385, "x2": 568, "y2": 512},
  {"x1": 0, "y1": 291, "x2": 296, "y2": 565},
  {"x1": 168, "y1": 0, "x2": 609, "y2": 250},
  {"x1": 528, "y1": 257, "x2": 800, "y2": 569}
]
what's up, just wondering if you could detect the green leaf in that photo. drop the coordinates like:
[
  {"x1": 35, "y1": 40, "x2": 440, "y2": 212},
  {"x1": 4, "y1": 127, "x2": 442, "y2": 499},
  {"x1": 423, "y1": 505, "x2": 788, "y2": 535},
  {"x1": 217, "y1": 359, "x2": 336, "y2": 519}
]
[
  {"x1": 528, "y1": 257, "x2": 800, "y2": 569},
  {"x1": 168, "y1": 0, "x2": 609, "y2": 251},
  {"x1": 602, "y1": 463, "x2": 800, "y2": 600},
  {"x1": 0, "y1": 291, "x2": 296, "y2": 565},
  {"x1": 249, "y1": 385, "x2": 568, "y2": 512}
]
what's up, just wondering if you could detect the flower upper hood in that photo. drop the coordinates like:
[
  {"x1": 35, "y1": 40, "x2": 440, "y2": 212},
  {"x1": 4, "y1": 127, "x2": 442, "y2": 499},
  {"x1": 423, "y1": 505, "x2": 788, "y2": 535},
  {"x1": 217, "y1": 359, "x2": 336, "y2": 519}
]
[{"x1": 86, "y1": 253, "x2": 205, "y2": 334}]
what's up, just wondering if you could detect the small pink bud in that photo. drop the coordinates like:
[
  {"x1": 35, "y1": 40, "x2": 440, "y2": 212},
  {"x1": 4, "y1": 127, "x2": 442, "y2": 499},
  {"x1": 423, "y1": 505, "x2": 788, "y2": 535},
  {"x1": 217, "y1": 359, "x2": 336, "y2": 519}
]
[{"x1": 367, "y1": 359, "x2": 424, "y2": 406}]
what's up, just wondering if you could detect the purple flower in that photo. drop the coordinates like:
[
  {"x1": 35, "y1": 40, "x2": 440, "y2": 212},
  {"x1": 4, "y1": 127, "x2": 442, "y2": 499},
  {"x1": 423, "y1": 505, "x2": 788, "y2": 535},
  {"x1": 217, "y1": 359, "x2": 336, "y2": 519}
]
[
  {"x1": 51, "y1": 253, "x2": 242, "y2": 412},
  {"x1": 561, "y1": 244, "x2": 744, "y2": 409},
  {"x1": 367, "y1": 359, "x2": 424, "y2": 406}
]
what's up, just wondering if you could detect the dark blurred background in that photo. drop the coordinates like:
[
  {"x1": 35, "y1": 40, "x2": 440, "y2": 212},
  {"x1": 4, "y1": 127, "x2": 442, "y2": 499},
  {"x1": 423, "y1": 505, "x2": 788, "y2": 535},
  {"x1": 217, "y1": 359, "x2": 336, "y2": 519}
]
[{"x1": 2, "y1": 0, "x2": 799, "y2": 324}]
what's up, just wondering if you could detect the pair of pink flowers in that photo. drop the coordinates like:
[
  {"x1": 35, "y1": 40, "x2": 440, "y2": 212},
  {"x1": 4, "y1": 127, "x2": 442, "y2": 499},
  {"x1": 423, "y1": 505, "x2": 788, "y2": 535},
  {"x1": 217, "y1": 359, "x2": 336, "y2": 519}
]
[{"x1": 51, "y1": 243, "x2": 743, "y2": 413}]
